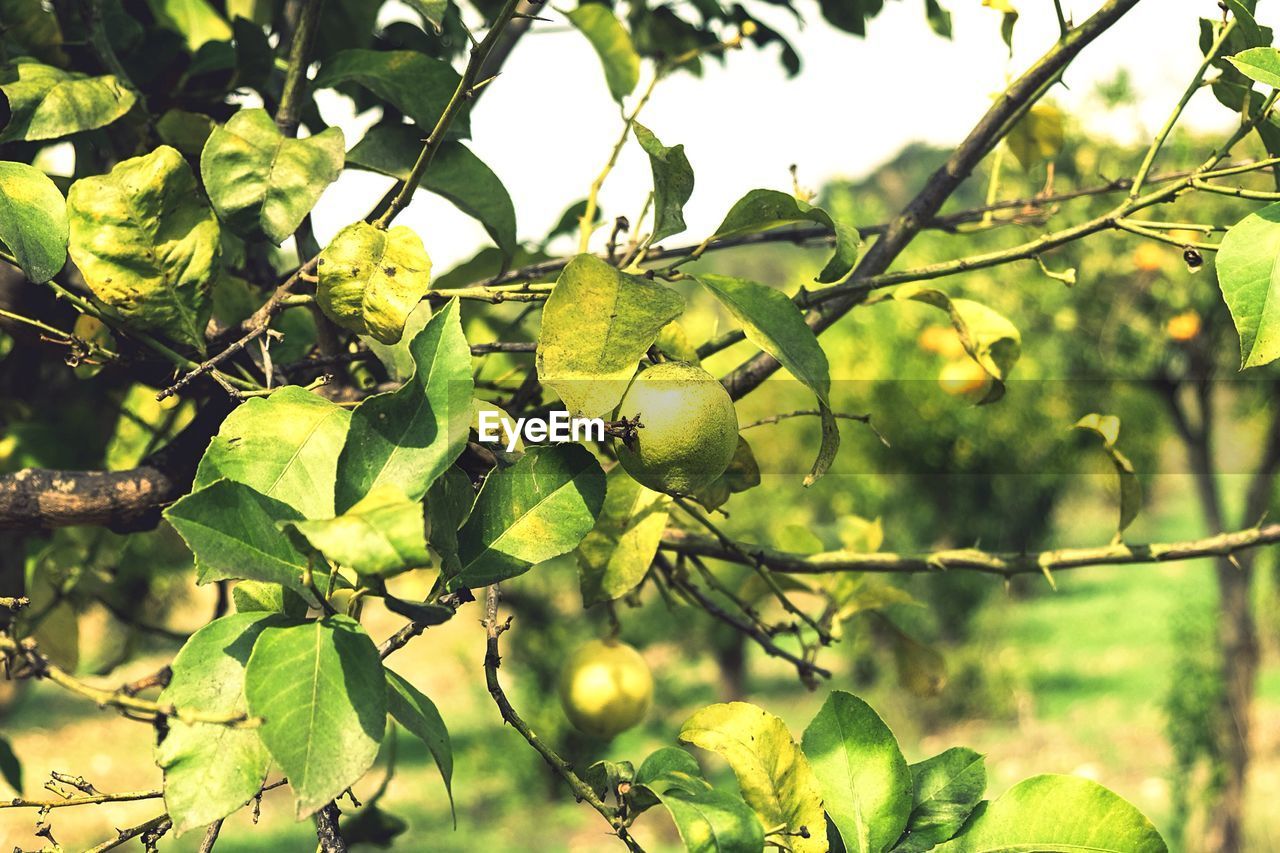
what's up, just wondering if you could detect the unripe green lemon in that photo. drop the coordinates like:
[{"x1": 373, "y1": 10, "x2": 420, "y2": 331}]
[
  {"x1": 614, "y1": 361, "x2": 739, "y2": 495},
  {"x1": 557, "y1": 639, "x2": 653, "y2": 739}
]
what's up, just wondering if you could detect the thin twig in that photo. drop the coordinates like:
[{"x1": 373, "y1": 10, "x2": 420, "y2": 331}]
[
  {"x1": 659, "y1": 554, "x2": 830, "y2": 685},
  {"x1": 482, "y1": 585, "x2": 641, "y2": 850},
  {"x1": 1, "y1": 636, "x2": 256, "y2": 726},
  {"x1": 673, "y1": 496, "x2": 832, "y2": 644},
  {"x1": 372, "y1": 0, "x2": 525, "y2": 228},
  {"x1": 1, "y1": 788, "x2": 162, "y2": 810},
  {"x1": 83, "y1": 814, "x2": 171, "y2": 853}
]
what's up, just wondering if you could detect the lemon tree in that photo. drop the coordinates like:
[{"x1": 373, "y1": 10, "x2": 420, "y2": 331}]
[{"x1": 5, "y1": 0, "x2": 1280, "y2": 850}]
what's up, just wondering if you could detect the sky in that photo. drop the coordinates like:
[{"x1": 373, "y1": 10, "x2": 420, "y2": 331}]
[{"x1": 310, "y1": 0, "x2": 1280, "y2": 270}]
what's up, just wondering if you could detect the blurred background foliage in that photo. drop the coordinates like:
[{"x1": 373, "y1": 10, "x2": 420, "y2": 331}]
[{"x1": 5, "y1": 76, "x2": 1280, "y2": 850}]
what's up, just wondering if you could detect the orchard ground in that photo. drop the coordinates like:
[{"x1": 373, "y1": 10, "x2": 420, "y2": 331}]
[{"x1": 3, "y1": 463, "x2": 1278, "y2": 852}]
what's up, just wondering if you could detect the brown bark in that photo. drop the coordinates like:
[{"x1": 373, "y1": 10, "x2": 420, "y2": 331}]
[{"x1": 0, "y1": 400, "x2": 229, "y2": 532}]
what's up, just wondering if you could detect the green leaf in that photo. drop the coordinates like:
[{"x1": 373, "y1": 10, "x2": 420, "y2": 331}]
[
  {"x1": 0, "y1": 0, "x2": 68, "y2": 65},
  {"x1": 245, "y1": 616, "x2": 386, "y2": 818},
  {"x1": 335, "y1": 298, "x2": 473, "y2": 512},
  {"x1": 165, "y1": 479, "x2": 312, "y2": 590},
  {"x1": 1228, "y1": 47, "x2": 1280, "y2": 89},
  {"x1": 894, "y1": 285, "x2": 1020, "y2": 404},
  {"x1": 287, "y1": 485, "x2": 428, "y2": 576},
  {"x1": 566, "y1": 4, "x2": 640, "y2": 103},
  {"x1": 194, "y1": 386, "x2": 351, "y2": 519},
  {"x1": 317, "y1": 222, "x2": 432, "y2": 344},
  {"x1": 693, "y1": 435, "x2": 760, "y2": 510},
  {"x1": 405, "y1": 0, "x2": 448, "y2": 31},
  {"x1": 935, "y1": 774, "x2": 1168, "y2": 853},
  {"x1": 146, "y1": 0, "x2": 232, "y2": 50},
  {"x1": 347, "y1": 126, "x2": 516, "y2": 259},
  {"x1": 200, "y1": 108, "x2": 344, "y2": 244},
  {"x1": 633, "y1": 123, "x2": 694, "y2": 243},
  {"x1": 709, "y1": 189, "x2": 859, "y2": 283},
  {"x1": 697, "y1": 274, "x2": 828, "y2": 401},
  {"x1": 890, "y1": 748, "x2": 986, "y2": 853},
  {"x1": 385, "y1": 668, "x2": 454, "y2": 820},
  {"x1": 1074, "y1": 413, "x2": 1142, "y2": 538},
  {"x1": 639, "y1": 771, "x2": 766, "y2": 853},
  {"x1": 1224, "y1": 2, "x2": 1266, "y2": 50},
  {"x1": 0, "y1": 61, "x2": 135, "y2": 143},
  {"x1": 697, "y1": 274, "x2": 838, "y2": 486},
  {"x1": 1217, "y1": 202, "x2": 1280, "y2": 367},
  {"x1": 232, "y1": 580, "x2": 309, "y2": 619},
  {"x1": 924, "y1": 0, "x2": 953, "y2": 38},
  {"x1": 157, "y1": 612, "x2": 278, "y2": 835},
  {"x1": 0, "y1": 736, "x2": 21, "y2": 793},
  {"x1": 679, "y1": 701, "x2": 827, "y2": 853},
  {"x1": 577, "y1": 467, "x2": 670, "y2": 606},
  {"x1": 800, "y1": 691, "x2": 912, "y2": 853},
  {"x1": 453, "y1": 444, "x2": 606, "y2": 588},
  {"x1": 313, "y1": 50, "x2": 467, "y2": 136},
  {"x1": 427, "y1": 466, "x2": 473, "y2": 577},
  {"x1": 67, "y1": 145, "x2": 220, "y2": 350},
  {"x1": 636, "y1": 747, "x2": 702, "y2": 787},
  {"x1": 0, "y1": 161, "x2": 67, "y2": 282},
  {"x1": 537, "y1": 254, "x2": 685, "y2": 417},
  {"x1": 157, "y1": 109, "x2": 217, "y2": 160}
]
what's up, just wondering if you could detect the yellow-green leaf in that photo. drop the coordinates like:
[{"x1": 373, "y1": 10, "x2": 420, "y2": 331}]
[
  {"x1": 537, "y1": 254, "x2": 684, "y2": 417},
  {"x1": 286, "y1": 485, "x2": 429, "y2": 576},
  {"x1": 577, "y1": 467, "x2": 670, "y2": 605},
  {"x1": 0, "y1": 61, "x2": 135, "y2": 143},
  {"x1": 0, "y1": 161, "x2": 67, "y2": 283},
  {"x1": 895, "y1": 285, "x2": 1020, "y2": 405},
  {"x1": 67, "y1": 146, "x2": 220, "y2": 350},
  {"x1": 935, "y1": 774, "x2": 1167, "y2": 853},
  {"x1": 679, "y1": 702, "x2": 827, "y2": 853},
  {"x1": 1074, "y1": 413, "x2": 1141, "y2": 537},
  {"x1": 566, "y1": 4, "x2": 640, "y2": 103},
  {"x1": 201, "y1": 108, "x2": 345, "y2": 244}
]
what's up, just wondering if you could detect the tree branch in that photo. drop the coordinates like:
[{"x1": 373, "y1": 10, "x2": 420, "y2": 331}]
[
  {"x1": 275, "y1": 0, "x2": 325, "y2": 138},
  {"x1": 0, "y1": 399, "x2": 230, "y2": 531},
  {"x1": 660, "y1": 522, "x2": 1280, "y2": 577},
  {"x1": 718, "y1": 0, "x2": 1144, "y2": 401},
  {"x1": 481, "y1": 585, "x2": 640, "y2": 850}
]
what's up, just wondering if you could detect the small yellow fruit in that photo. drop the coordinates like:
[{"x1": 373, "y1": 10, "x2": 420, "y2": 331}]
[
  {"x1": 918, "y1": 325, "x2": 967, "y2": 360},
  {"x1": 938, "y1": 359, "x2": 992, "y2": 400},
  {"x1": 558, "y1": 639, "x2": 653, "y2": 739},
  {"x1": 1006, "y1": 104, "x2": 1065, "y2": 170},
  {"x1": 615, "y1": 361, "x2": 739, "y2": 495},
  {"x1": 1166, "y1": 310, "x2": 1201, "y2": 342},
  {"x1": 1132, "y1": 242, "x2": 1165, "y2": 272}
]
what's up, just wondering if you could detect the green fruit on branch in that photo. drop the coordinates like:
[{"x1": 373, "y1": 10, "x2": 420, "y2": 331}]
[
  {"x1": 557, "y1": 639, "x2": 654, "y2": 739},
  {"x1": 614, "y1": 361, "x2": 739, "y2": 495}
]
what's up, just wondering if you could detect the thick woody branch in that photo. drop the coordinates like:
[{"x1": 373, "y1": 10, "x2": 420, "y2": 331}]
[
  {"x1": 660, "y1": 523, "x2": 1280, "y2": 577},
  {"x1": 0, "y1": 400, "x2": 229, "y2": 531}
]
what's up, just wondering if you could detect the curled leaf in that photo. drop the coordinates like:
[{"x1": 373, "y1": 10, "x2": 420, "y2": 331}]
[{"x1": 317, "y1": 222, "x2": 432, "y2": 344}]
